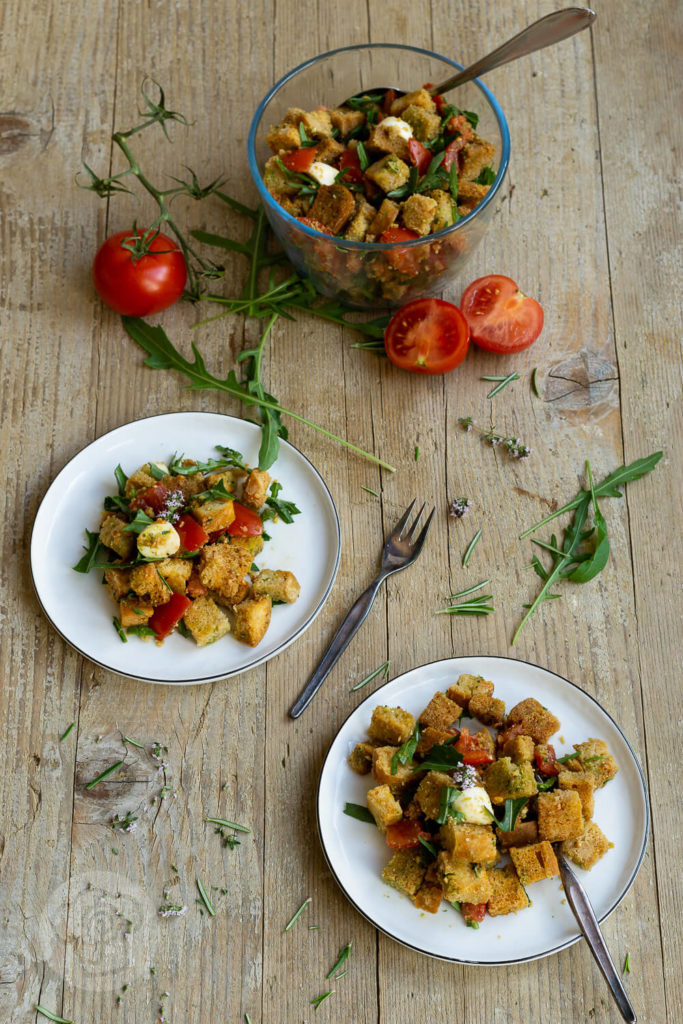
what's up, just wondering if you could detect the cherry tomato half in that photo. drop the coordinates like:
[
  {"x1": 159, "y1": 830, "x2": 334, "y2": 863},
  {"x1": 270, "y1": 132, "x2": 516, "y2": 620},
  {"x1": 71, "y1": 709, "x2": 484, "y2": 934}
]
[
  {"x1": 535, "y1": 744, "x2": 559, "y2": 776},
  {"x1": 385, "y1": 819, "x2": 430, "y2": 850},
  {"x1": 384, "y1": 298, "x2": 470, "y2": 375},
  {"x1": 92, "y1": 229, "x2": 187, "y2": 317},
  {"x1": 460, "y1": 275, "x2": 544, "y2": 353},
  {"x1": 176, "y1": 513, "x2": 209, "y2": 553},
  {"x1": 461, "y1": 902, "x2": 487, "y2": 925},
  {"x1": 227, "y1": 502, "x2": 264, "y2": 538},
  {"x1": 380, "y1": 227, "x2": 422, "y2": 275},
  {"x1": 297, "y1": 216, "x2": 334, "y2": 235},
  {"x1": 407, "y1": 139, "x2": 432, "y2": 176},
  {"x1": 130, "y1": 483, "x2": 170, "y2": 515},
  {"x1": 455, "y1": 727, "x2": 495, "y2": 767},
  {"x1": 338, "y1": 148, "x2": 364, "y2": 184},
  {"x1": 148, "y1": 593, "x2": 192, "y2": 640},
  {"x1": 281, "y1": 147, "x2": 317, "y2": 173}
]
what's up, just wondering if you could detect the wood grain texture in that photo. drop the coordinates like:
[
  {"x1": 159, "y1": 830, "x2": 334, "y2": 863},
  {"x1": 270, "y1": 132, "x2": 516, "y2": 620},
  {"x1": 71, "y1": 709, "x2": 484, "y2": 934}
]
[{"x1": 0, "y1": 0, "x2": 679, "y2": 1021}]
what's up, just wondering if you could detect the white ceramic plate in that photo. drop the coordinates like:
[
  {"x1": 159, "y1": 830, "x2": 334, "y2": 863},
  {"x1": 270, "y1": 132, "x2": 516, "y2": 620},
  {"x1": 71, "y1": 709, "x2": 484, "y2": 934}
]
[
  {"x1": 317, "y1": 656, "x2": 649, "y2": 964},
  {"x1": 31, "y1": 412, "x2": 341, "y2": 684}
]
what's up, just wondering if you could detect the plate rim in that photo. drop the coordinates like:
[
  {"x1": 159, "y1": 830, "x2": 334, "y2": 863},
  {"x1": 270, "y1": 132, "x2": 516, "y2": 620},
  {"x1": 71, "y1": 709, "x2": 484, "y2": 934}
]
[
  {"x1": 30, "y1": 410, "x2": 341, "y2": 685},
  {"x1": 316, "y1": 654, "x2": 650, "y2": 965}
]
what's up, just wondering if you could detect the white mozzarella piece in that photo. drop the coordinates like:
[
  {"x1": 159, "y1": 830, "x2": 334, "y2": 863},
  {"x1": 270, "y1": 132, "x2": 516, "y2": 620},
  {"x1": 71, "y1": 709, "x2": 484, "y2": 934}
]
[
  {"x1": 380, "y1": 116, "x2": 414, "y2": 140},
  {"x1": 307, "y1": 161, "x2": 339, "y2": 186},
  {"x1": 451, "y1": 786, "x2": 494, "y2": 825},
  {"x1": 137, "y1": 520, "x2": 181, "y2": 559}
]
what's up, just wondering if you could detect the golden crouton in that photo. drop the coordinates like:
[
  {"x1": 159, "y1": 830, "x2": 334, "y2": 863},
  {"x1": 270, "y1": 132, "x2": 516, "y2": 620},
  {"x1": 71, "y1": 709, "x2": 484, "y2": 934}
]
[
  {"x1": 368, "y1": 706, "x2": 416, "y2": 746},
  {"x1": 367, "y1": 119, "x2": 411, "y2": 160},
  {"x1": 416, "y1": 726, "x2": 454, "y2": 757},
  {"x1": 263, "y1": 155, "x2": 301, "y2": 198},
  {"x1": 366, "y1": 784, "x2": 403, "y2": 832},
  {"x1": 129, "y1": 563, "x2": 173, "y2": 607},
  {"x1": 460, "y1": 134, "x2": 497, "y2": 182},
  {"x1": 365, "y1": 198, "x2": 399, "y2": 240},
  {"x1": 231, "y1": 534, "x2": 264, "y2": 559},
  {"x1": 344, "y1": 197, "x2": 377, "y2": 242},
  {"x1": 251, "y1": 569, "x2": 300, "y2": 604},
  {"x1": 415, "y1": 771, "x2": 453, "y2": 820},
  {"x1": 157, "y1": 557, "x2": 192, "y2": 594},
  {"x1": 242, "y1": 469, "x2": 271, "y2": 509},
  {"x1": 457, "y1": 180, "x2": 490, "y2": 206},
  {"x1": 382, "y1": 850, "x2": 426, "y2": 898},
  {"x1": 401, "y1": 194, "x2": 437, "y2": 236},
  {"x1": 330, "y1": 106, "x2": 365, "y2": 137},
  {"x1": 389, "y1": 88, "x2": 436, "y2": 116},
  {"x1": 99, "y1": 513, "x2": 136, "y2": 560},
  {"x1": 558, "y1": 770, "x2": 596, "y2": 820},
  {"x1": 413, "y1": 877, "x2": 443, "y2": 914},
  {"x1": 265, "y1": 122, "x2": 302, "y2": 153},
  {"x1": 309, "y1": 184, "x2": 356, "y2": 234},
  {"x1": 447, "y1": 674, "x2": 495, "y2": 709},
  {"x1": 198, "y1": 543, "x2": 251, "y2": 601},
  {"x1": 205, "y1": 468, "x2": 246, "y2": 493},
  {"x1": 419, "y1": 691, "x2": 462, "y2": 732},
  {"x1": 509, "y1": 841, "x2": 559, "y2": 885},
  {"x1": 496, "y1": 818, "x2": 539, "y2": 849},
  {"x1": 506, "y1": 698, "x2": 560, "y2": 744},
  {"x1": 469, "y1": 691, "x2": 505, "y2": 727},
  {"x1": 502, "y1": 735, "x2": 535, "y2": 763},
  {"x1": 572, "y1": 739, "x2": 619, "y2": 788},
  {"x1": 124, "y1": 464, "x2": 157, "y2": 498},
  {"x1": 104, "y1": 566, "x2": 132, "y2": 602},
  {"x1": 191, "y1": 497, "x2": 236, "y2": 534},
  {"x1": 316, "y1": 137, "x2": 344, "y2": 164},
  {"x1": 487, "y1": 865, "x2": 530, "y2": 917},
  {"x1": 439, "y1": 822, "x2": 498, "y2": 866},
  {"x1": 436, "y1": 853, "x2": 492, "y2": 904},
  {"x1": 562, "y1": 820, "x2": 613, "y2": 870},
  {"x1": 348, "y1": 741, "x2": 376, "y2": 775},
  {"x1": 371, "y1": 746, "x2": 415, "y2": 789},
  {"x1": 365, "y1": 154, "x2": 410, "y2": 194},
  {"x1": 233, "y1": 594, "x2": 272, "y2": 647},
  {"x1": 119, "y1": 598, "x2": 153, "y2": 627},
  {"x1": 401, "y1": 103, "x2": 441, "y2": 142},
  {"x1": 537, "y1": 789, "x2": 584, "y2": 842},
  {"x1": 284, "y1": 106, "x2": 333, "y2": 139},
  {"x1": 183, "y1": 595, "x2": 231, "y2": 647},
  {"x1": 483, "y1": 758, "x2": 538, "y2": 805},
  {"x1": 427, "y1": 189, "x2": 455, "y2": 233}
]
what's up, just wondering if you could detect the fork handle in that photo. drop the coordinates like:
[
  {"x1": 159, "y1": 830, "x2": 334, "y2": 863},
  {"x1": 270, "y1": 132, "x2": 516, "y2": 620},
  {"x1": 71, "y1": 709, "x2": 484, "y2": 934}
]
[{"x1": 289, "y1": 575, "x2": 384, "y2": 718}]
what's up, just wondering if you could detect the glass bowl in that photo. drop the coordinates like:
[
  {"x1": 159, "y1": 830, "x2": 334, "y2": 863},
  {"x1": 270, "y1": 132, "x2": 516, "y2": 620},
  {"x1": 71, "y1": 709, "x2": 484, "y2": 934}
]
[{"x1": 248, "y1": 44, "x2": 510, "y2": 310}]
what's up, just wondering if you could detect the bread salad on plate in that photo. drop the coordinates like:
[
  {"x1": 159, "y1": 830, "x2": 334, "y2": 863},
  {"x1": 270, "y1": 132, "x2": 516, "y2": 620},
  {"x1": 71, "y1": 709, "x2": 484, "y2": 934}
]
[
  {"x1": 73, "y1": 446, "x2": 302, "y2": 649},
  {"x1": 347, "y1": 673, "x2": 618, "y2": 928}
]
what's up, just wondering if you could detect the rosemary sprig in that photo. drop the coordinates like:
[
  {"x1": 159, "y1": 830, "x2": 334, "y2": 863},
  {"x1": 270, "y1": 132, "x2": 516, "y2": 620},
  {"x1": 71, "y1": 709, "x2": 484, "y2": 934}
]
[
  {"x1": 436, "y1": 593, "x2": 494, "y2": 616},
  {"x1": 285, "y1": 896, "x2": 311, "y2": 931},
  {"x1": 351, "y1": 660, "x2": 390, "y2": 692},
  {"x1": 311, "y1": 991, "x2": 334, "y2": 1010},
  {"x1": 482, "y1": 371, "x2": 520, "y2": 398},
  {"x1": 35, "y1": 1007, "x2": 73, "y2": 1024},
  {"x1": 462, "y1": 528, "x2": 482, "y2": 567},
  {"x1": 196, "y1": 877, "x2": 215, "y2": 916},
  {"x1": 449, "y1": 579, "x2": 490, "y2": 600},
  {"x1": 205, "y1": 817, "x2": 251, "y2": 834},
  {"x1": 326, "y1": 942, "x2": 352, "y2": 979},
  {"x1": 60, "y1": 722, "x2": 75, "y2": 741},
  {"x1": 85, "y1": 760, "x2": 124, "y2": 790}
]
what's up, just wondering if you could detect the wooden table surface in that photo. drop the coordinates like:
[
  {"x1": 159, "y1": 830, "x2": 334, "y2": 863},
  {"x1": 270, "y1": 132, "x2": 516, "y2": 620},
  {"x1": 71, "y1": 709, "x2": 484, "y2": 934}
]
[{"x1": 2, "y1": 1, "x2": 681, "y2": 1021}]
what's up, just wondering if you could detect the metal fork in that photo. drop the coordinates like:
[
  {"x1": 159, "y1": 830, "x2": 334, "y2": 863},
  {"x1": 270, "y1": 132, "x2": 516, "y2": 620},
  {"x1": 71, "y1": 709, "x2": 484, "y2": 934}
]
[{"x1": 289, "y1": 499, "x2": 435, "y2": 719}]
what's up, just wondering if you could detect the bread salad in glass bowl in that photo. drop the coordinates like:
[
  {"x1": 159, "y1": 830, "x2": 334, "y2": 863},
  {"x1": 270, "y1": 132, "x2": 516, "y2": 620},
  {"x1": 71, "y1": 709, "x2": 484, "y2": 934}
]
[
  {"x1": 248, "y1": 44, "x2": 509, "y2": 308},
  {"x1": 73, "y1": 446, "x2": 301, "y2": 649}
]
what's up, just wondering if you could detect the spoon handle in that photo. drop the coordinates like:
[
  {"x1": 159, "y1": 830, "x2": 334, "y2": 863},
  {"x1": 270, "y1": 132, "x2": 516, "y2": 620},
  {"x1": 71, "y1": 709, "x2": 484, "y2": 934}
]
[
  {"x1": 429, "y1": 7, "x2": 596, "y2": 95},
  {"x1": 557, "y1": 851, "x2": 637, "y2": 1023}
]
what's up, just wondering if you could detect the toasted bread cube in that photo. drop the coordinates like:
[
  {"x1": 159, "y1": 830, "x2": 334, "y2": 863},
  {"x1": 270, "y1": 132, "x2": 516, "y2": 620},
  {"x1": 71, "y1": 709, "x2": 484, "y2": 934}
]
[
  {"x1": 263, "y1": 154, "x2": 301, "y2": 198},
  {"x1": 330, "y1": 106, "x2": 366, "y2": 137},
  {"x1": 439, "y1": 821, "x2": 498, "y2": 865},
  {"x1": 119, "y1": 598, "x2": 153, "y2": 627},
  {"x1": 382, "y1": 850, "x2": 426, "y2": 898},
  {"x1": 469, "y1": 691, "x2": 505, "y2": 727},
  {"x1": 483, "y1": 757, "x2": 538, "y2": 805},
  {"x1": 157, "y1": 557, "x2": 192, "y2": 594},
  {"x1": 506, "y1": 698, "x2": 560, "y2": 744},
  {"x1": 252, "y1": 569, "x2": 300, "y2": 604},
  {"x1": 537, "y1": 789, "x2": 584, "y2": 842},
  {"x1": 344, "y1": 197, "x2": 377, "y2": 241},
  {"x1": 496, "y1": 819, "x2": 538, "y2": 849},
  {"x1": 99, "y1": 514, "x2": 136, "y2": 560},
  {"x1": 460, "y1": 134, "x2": 497, "y2": 182},
  {"x1": 419, "y1": 691, "x2": 462, "y2": 732},
  {"x1": 366, "y1": 198, "x2": 399, "y2": 240},
  {"x1": 436, "y1": 853, "x2": 492, "y2": 904},
  {"x1": 205, "y1": 468, "x2": 247, "y2": 493},
  {"x1": 509, "y1": 841, "x2": 559, "y2": 885},
  {"x1": 487, "y1": 865, "x2": 530, "y2": 917},
  {"x1": 284, "y1": 106, "x2": 333, "y2": 139},
  {"x1": 401, "y1": 103, "x2": 441, "y2": 143},
  {"x1": 503, "y1": 735, "x2": 535, "y2": 763},
  {"x1": 367, "y1": 119, "x2": 411, "y2": 160},
  {"x1": 129, "y1": 563, "x2": 172, "y2": 607},
  {"x1": 104, "y1": 566, "x2": 131, "y2": 602},
  {"x1": 230, "y1": 534, "x2": 265, "y2": 560},
  {"x1": 401, "y1": 194, "x2": 437, "y2": 236},
  {"x1": 413, "y1": 877, "x2": 443, "y2": 913},
  {"x1": 427, "y1": 188, "x2": 455, "y2": 233},
  {"x1": 348, "y1": 742, "x2": 376, "y2": 775},
  {"x1": 389, "y1": 88, "x2": 436, "y2": 116},
  {"x1": 447, "y1": 674, "x2": 494, "y2": 709},
  {"x1": 415, "y1": 771, "x2": 453, "y2": 820},
  {"x1": 457, "y1": 180, "x2": 490, "y2": 207},
  {"x1": 562, "y1": 820, "x2": 613, "y2": 870},
  {"x1": 366, "y1": 784, "x2": 403, "y2": 832},
  {"x1": 309, "y1": 184, "x2": 356, "y2": 234},
  {"x1": 183, "y1": 595, "x2": 230, "y2": 647},
  {"x1": 368, "y1": 706, "x2": 415, "y2": 746},
  {"x1": 192, "y1": 498, "x2": 236, "y2": 533},
  {"x1": 365, "y1": 154, "x2": 410, "y2": 194},
  {"x1": 242, "y1": 469, "x2": 271, "y2": 509},
  {"x1": 265, "y1": 122, "x2": 302, "y2": 153},
  {"x1": 316, "y1": 137, "x2": 344, "y2": 164},
  {"x1": 472, "y1": 728, "x2": 496, "y2": 756},
  {"x1": 558, "y1": 770, "x2": 595, "y2": 820},
  {"x1": 371, "y1": 746, "x2": 415, "y2": 789},
  {"x1": 233, "y1": 594, "x2": 272, "y2": 646},
  {"x1": 198, "y1": 543, "x2": 251, "y2": 601},
  {"x1": 124, "y1": 465, "x2": 157, "y2": 498},
  {"x1": 416, "y1": 726, "x2": 454, "y2": 757},
  {"x1": 572, "y1": 739, "x2": 619, "y2": 788}
]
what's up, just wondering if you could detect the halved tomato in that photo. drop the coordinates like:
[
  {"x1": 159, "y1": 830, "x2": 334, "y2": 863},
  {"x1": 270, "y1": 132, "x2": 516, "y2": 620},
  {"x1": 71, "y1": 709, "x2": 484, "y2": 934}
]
[
  {"x1": 176, "y1": 513, "x2": 209, "y2": 553},
  {"x1": 281, "y1": 147, "x2": 316, "y2": 173},
  {"x1": 460, "y1": 275, "x2": 544, "y2": 353},
  {"x1": 384, "y1": 298, "x2": 470, "y2": 375},
  {"x1": 338, "y1": 148, "x2": 364, "y2": 184},
  {"x1": 461, "y1": 902, "x2": 487, "y2": 925},
  {"x1": 385, "y1": 819, "x2": 430, "y2": 850},
  {"x1": 407, "y1": 139, "x2": 432, "y2": 176},
  {"x1": 227, "y1": 501, "x2": 264, "y2": 538},
  {"x1": 297, "y1": 216, "x2": 333, "y2": 235},
  {"x1": 148, "y1": 593, "x2": 192, "y2": 640},
  {"x1": 455, "y1": 727, "x2": 495, "y2": 766},
  {"x1": 380, "y1": 227, "x2": 422, "y2": 275}
]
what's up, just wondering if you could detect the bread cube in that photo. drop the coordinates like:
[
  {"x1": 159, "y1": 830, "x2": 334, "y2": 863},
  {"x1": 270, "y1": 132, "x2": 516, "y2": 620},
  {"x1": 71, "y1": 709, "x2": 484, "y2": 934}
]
[
  {"x1": 439, "y1": 821, "x2": 498, "y2": 865},
  {"x1": 537, "y1": 789, "x2": 584, "y2": 842},
  {"x1": 265, "y1": 122, "x2": 302, "y2": 153},
  {"x1": 310, "y1": 183, "x2": 356, "y2": 234},
  {"x1": 366, "y1": 784, "x2": 403, "y2": 832},
  {"x1": 401, "y1": 194, "x2": 437, "y2": 236},
  {"x1": 506, "y1": 698, "x2": 560, "y2": 744},
  {"x1": 496, "y1": 819, "x2": 538, "y2": 849},
  {"x1": 192, "y1": 498, "x2": 236, "y2": 534},
  {"x1": 562, "y1": 821, "x2": 613, "y2": 870},
  {"x1": 368, "y1": 706, "x2": 416, "y2": 746},
  {"x1": 469, "y1": 691, "x2": 505, "y2": 727},
  {"x1": 460, "y1": 134, "x2": 497, "y2": 182},
  {"x1": 371, "y1": 746, "x2": 415, "y2": 789},
  {"x1": 502, "y1": 734, "x2": 535, "y2": 763},
  {"x1": 436, "y1": 853, "x2": 492, "y2": 904},
  {"x1": 157, "y1": 557, "x2": 192, "y2": 594},
  {"x1": 401, "y1": 104, "x2": 441, "y2": 143},
  {"x1": 263, "y1": 155, "x2": 301, "y2": 198},
  {"x1": 104, "y1": 566, "x2": 131, "y2": 602},
  {"x1": 183, "y1": 595, "x2": 230, "y2": 647},
  {"x1": 487, "y1": 865, "x2": 530, "y2": 917},
  {"x1": 119, "y1": 598, "x2": 153, "y2": 627},
  {"x1": 447, "y1": 674, "x2": 494, "y2": 709},
  {"x1": 100, "y1": 514, "x2": 136, "y2": 560},
  {"x1": 252, "y1": 569, "x2": 300, "y2": 604},
  {"x1": 344, "y1": 197, "x2": 376, "y2": 242},
  {"x1": 330, "y1": 106, "x2": 365, "y2": 137},
  {"x1": 129, "y1": 563, "x2": 172, "y2": 607},
  {"x1": 457, "y1": 180, "x2": 490, "y2": 207},
  {"x1": 416, "y1": 726, "x2": 456, "y2": 757},
  {"x1": 284, "y1": 106, "x2": 333, "y2": 139},
  {"x1": 509, "y1": 841, "x2": 559, "y2": 885},
  {"x1": 348, "y1": 742, "x2": 376, "y2": 775},
  {"x1": 233, "y1": 594, "x2": 272, "y2": 646},
  {"x1": 389, "y1": 88, "x2": 436, "y2": 116},
  {"x1": 205, "y1": 468, "x2": 247, "y2": 493},
  {"x1": 483, "y1": 757, "x2": 538, "y2": 805},
  {"x1": 367, "y1": 119, "x2": 411, "y2": 160},
  {"x1": 428, "y1": 188, "x2": 455, "y2": 232},
  {"x1": 230, "y1": 534, "x2": 265, "y2": 561},
  {"x1": 382, "y1": 850, "x2": 426, "y2": 898},
  {"x1": 198, "y1": 543, "x2": 251, "y2": 602},
  {"x1": 419, "y1": 691, "x2": 462, "y2": 732},
  {"x1": 242, "y1": 469, "x2": 271, "y2": 509},
  {"x1": 415, "y1": 771, "x2": 453, "y2": 820},
  {"x1": 413, "y1": 877, "x2": 443, "y2": 914},
  {"x1": 316, "y1": 137, "x2": 344, "y2": 164},
  {"x1": 124, "y1": 465, "x2": 157, "y2": 498},
  {"x1": 558, "y1": 770, "x2": 595, "y2": 820},
  {"x1": 365, "y1": 154, "x2": 410, "y2": 194},
  {"x1": 366, "y1": 198, "x2": 399, "y2": 240},
  {"x1": 572, "y1": 739, "x2": 619, "y2": 788}
]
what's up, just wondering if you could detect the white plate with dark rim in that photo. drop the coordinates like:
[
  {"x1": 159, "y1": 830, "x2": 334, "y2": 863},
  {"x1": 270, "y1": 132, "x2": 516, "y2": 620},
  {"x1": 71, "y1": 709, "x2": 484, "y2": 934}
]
[
  {"x1": 317, "y1": 656, "x2": 649, "y2": 965},
  {"x1": 31, "y1": 412, "x2": 341, "y2": 685}
]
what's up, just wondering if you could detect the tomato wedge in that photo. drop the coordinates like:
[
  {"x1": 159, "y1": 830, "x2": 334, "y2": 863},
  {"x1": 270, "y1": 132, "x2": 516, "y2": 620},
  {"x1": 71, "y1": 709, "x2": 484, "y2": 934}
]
[
  {"x1": 297, "y1": 216, "x2": 333, "y2": 235},
  {"x1": 130, "y1": 483, "x2": 169, "y2": 515},
  {"x1": 338, "y1": 148, "x2": 364, "y2": 183},
  {"x1": 384, "y1": 298, "x2": 470, "y2": 375},
  {"x1": 461, "y1": 902, "x2": 487, "y2": 925},
  {"x1": 148, "y1": 593, "x2": 192, "y2": 640},
  {"x1": 385, "y1": 819, "x2": 430, "y2": 850},
  {"x1": 280, "y1": 147, "x2": 316, "y2": 173},
  {"x1": 227, "y1": 501, "x2": 264, "y2": 538},
  {"x1": 380, "y1": 227, "x2": 422, "y2": 275},
  {"x1": 176, "y1": 513, "x2": 209, "y2": 553},
  {"x1": 460, "y1": 275, "x2": 544, "y2": 353},
  {"x1": 442, "y1": 136, "x2": 466, "y2": 172},
  {"x1": 407, "y1": 139, "x2": 432, "y2": 176},
  {"x1": 535, "y1": 744, "x2": 559, "y2": 776},
  {"x1": 455, "y1": 727, "x2": 495, "y2": 766}
]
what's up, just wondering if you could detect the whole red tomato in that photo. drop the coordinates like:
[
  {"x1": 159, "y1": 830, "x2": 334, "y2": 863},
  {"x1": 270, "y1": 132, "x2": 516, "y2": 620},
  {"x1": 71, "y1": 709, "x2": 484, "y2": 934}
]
[{"x1": 92, "y1": 228, "x2": 187, "y2": 316}]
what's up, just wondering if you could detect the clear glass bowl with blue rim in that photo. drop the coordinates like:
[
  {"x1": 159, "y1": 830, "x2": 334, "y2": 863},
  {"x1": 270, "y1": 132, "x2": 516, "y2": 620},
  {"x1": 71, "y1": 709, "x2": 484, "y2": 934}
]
[{"x1": 247, "y1": 43, "x2": 510, "y2": 310}]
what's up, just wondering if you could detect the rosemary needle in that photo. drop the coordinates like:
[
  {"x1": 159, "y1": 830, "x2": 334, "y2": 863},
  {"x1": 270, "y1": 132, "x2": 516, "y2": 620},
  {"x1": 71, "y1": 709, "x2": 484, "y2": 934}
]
[
  {"x1": 196, "y1": 877, "x2": 215, "y2": 916},
  {"x1": 326, "y1": 942, "x2": 352, "y2": 979},
  {"x1": 351, "y1": 659, "x2": 390, "y2": 692},
  {"x1": 311, "y1": 991, "x2": 334, "y2": 1010},
  {"x1": 85, "y1": 760, "x2": 124, "y2": 790},
  {"x1": 483, "y1": 371, "x2": 520, "y2": 398},
  {"x1": 462, "y1": 529, "x2": 482, "y2": 567},
  {"x1": 35, "y1": 1008, "x2": 73, "y2": 1024},
  {"x1": 59, "y1": 722, "x2": 75, "y2": 742},
  {"x1": 123, "y1": 736, "x2": 146, "y2": 749},
  {"x1": 449, "y1": 579, "x2": 490, "y2": 600},
  {"x1": 361, "y1": 485, "x2": 379, "y2": 497},
  {"x1": 285, "y1": 896, "x2": 311, "y2": 931},
  {"x1": 205, "y1": 817, "x2": 251, "y2": 834}
]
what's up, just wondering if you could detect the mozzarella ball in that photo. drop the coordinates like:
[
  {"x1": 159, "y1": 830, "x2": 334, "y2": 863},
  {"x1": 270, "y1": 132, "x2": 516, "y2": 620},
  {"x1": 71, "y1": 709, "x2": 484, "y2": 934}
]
[
  {"x1": 451, "y1": 786, "x2": 494, "y2": 825},
  {"x1": 137, "y1": 520, "x2": 181, "y2": 559}
]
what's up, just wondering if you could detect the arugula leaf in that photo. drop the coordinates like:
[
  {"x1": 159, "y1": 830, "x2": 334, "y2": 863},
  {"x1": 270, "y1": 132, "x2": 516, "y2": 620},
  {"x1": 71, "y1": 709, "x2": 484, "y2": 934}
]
[
  {"x1": 114, "y1": 464, "x2": 128, "y2": 493},
  {"x1": 122, "y1": 509, "x2": 155, "y2": 534},
  {"x1": 262, "y1": 481, "x2": 302, "y2": 524},
  {"x1": 113, "y1": 616, "x2": 128, "y2": 642},
  {"x1": 343, "y1": 802, "x2": 376, "y2": 824},
  {"x1": 125, "y1": 624, "x2": 157, "y2": 638},
  {"x1": 567, "y1": 461, "x2": 610, "y2": 583},
  {"x1": 148, "y1": 462, "x2": 166, "y2": 480},
  {"x1": 193, "y1": 479, "x2": 235, "y2": 503},
  {"x1": 391, "y1": 723, "x2": 421, "y2": 775},
  {"x1": 463, "y1": 110, "x2": 479, "y2": 129},
  {"x1": 73, "y1": 529, "x2": 106, "y2": 573},
  {"x1": 214, "y1": 445, "x2": 248, "y2": 470},
  {"x1": 415, "y1": 740, "x2": 463, "y2": 773},
  {"x1": 474, "y1": 165, "x2": 496, "y2": 186},
  {"x1": 492, "y1": 797, "x2": 529, "y2": 832},
  {"x1": 436, "y1": 785, "x2": 464, "y2": 825},
  {"x1": 418, "y1": 836, "x2": 438, "y2": 858},
  {"x1": 356, "y1": 141, "x2": 369, "y2": 171}
]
